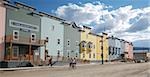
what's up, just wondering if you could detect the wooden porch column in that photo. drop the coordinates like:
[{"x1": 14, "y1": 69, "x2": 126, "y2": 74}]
[{"x1": 9, "y1": 40, "x2": 13, "y2": 60}]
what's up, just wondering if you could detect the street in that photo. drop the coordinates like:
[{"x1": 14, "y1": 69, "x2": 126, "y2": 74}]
[{"x1": 0, "y1": 62, "x2": 150, "y2": 77}]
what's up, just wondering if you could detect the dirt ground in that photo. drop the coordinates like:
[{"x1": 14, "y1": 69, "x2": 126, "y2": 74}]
[{"x1": 0, "y1": 62, "x2": 150, "y2": 77}]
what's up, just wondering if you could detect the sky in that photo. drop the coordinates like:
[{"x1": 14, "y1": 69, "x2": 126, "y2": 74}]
[{"x1": 11, "y1": 0, "x2": 150, "y2": 47}]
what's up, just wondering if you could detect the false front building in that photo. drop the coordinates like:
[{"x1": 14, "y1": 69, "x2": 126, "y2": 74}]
[
  {"x1": 1, "y1": 2, "x2": 44, "y2": 67},
  {"x1": 40, "y1": 12, "x2": 80, "y2": 62}
]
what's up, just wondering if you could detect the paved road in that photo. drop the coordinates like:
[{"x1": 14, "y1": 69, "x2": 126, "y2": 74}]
[{"x1": 0, "y1": 62, "x2": 150, "y2": 77}]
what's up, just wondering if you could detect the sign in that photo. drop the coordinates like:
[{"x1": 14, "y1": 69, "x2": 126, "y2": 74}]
[{"x1": 9, "y1": 20, "x2": 39, "y2": 32}]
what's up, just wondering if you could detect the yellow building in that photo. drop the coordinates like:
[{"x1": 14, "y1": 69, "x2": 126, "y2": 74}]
[
  {"x1": 79, "y1": 26, "x2": 104, "y2": 61},
  {"x1": 96, "y1": 34, "x2": 102, "y2": 60},
  {"x1": 79, "y1": 26, "x2": 109, "y2": 62}
]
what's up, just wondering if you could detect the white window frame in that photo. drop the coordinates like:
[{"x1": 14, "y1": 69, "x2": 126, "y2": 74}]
[
  {"x1": 13, "y1": 30, "x2": 19, "y2": 40},
  {"x1": 57, "y1": 39, "x2": 60, "y2": 45},
  {"x1": 67, "y1": 39, "x2": 70, "y2": 47},
  {"x1": 82, "y1": 42, "x2": 86, "y2": 48},
  {"x1": 31, "y1": 33, "x2": 36, "y2": 42}
]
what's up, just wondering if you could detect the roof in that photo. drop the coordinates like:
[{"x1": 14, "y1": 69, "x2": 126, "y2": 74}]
[
  {"x1": 39, "y1": 12, "x2": 66, "y2": 21},
  {"x1": 88, "y1": 32, "x2": 103, "y2": 37},
  {"x1": 83, "y1": 25, "x2": 92, "y2": 29},
  {"x1": 14, "y1": 1, "x2": 36, "y2": 11},
  {"x1": 3, "y1": 2, "x2": 19, "y2": 9}
]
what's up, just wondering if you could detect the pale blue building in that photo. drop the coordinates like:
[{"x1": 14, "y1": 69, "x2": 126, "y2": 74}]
[
  {"x1": 108, "y1": 36, "x2": 121, "y2": 61},
  {"x1": 40, "y1": 12, "x2": 65, "y2": 61}
]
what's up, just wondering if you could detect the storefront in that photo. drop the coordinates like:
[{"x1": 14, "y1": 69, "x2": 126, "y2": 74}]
[{"x1": 3, "y1": 2, "x2": 44, "y2": 67}]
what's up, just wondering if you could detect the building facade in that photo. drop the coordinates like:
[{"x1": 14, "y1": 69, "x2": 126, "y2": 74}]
[
  {"x1": 96, "y1": 34, "x2": 102, "y2": 61},
  {"x1": 63, "y1": 22, "x2": 80, "y2": 59},
  {"x1": 124, "y1": 42, "x2": 133, "y2": 60},
  {"x1": 0, "y1": 0, "x2": 6, "y2": 61},
  {"x1": 40, "y1": 12, "x2": 65, "y2": 61},
  {"x1": 79, "y1": 26, "x2": 106, "y2": 62},
  {"x1": 4, "y1": 2, "x2": 44, "y2": 66},
  {"x1": 79, "y1": 26, "x2": 96, "y2": 61},
  {"x1": 128, "y1": 43, "x2": 133, "y2": 59}
]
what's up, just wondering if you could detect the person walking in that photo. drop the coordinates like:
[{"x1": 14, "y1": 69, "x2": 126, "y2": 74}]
[
  {"x1": 49, "y1": 56, "x2": 53, "y2": 67},
  {"x1": 69, "y1": 58, "x2": 73, "y2": 68},
  {"x1": 72, "y1": 58, "x2": 77, "y2": 69}
]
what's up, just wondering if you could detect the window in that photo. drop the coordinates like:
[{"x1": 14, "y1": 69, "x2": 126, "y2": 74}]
[
  {"x1": 76, "y1": 53, "x2": 78, "y2": 57},
  {"x1": 68, "y1": 52, "x2": 69, "y2": 57},
  {"x1": 57, "y1": 39, "x2": 60, "y2": 44},
  {"x1": 82, "y1": 42, "x2": 86, "y2": 47},
  {"x1": 13, "y1": 30, "x2": 19, "y2": 40},
  {"x1": 31, "y1": 33, "x2": 36, "y2": 42},
  {"x1": 88, "y1": 43, "x2": 92, "y2": 48},
  {"x1": 115, "y1": 48, "x2": 118, "y2": 55},
  {"x1": 89, "y1": 53, "x2": 91, "y2": 58},
  {"x1": 109, "y1": 47, "x2": 111, "y2": 55},
  {"x1": 57, "y1": 50, "x2": 60, "y2": 57},
  {"x1": 83, "y1": 53, "x2": 85, "y2": 58},
  {"x1": 93, "y1": 53, "x2": 95, "y2": 58},
  {"x1": 46, "y1": 37, "x2": 49, "y2": 42},
  {"x1": 52, "y1": 25, "x2": 54, "y2": 31},
  {"x1": 67, "y1": 39, "x2": 70, "y2": 47},
  {"x1": 12, "y1": 46, "x2": 19, "y2": 57}
]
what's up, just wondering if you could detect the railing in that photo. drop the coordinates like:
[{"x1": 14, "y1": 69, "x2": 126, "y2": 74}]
[{"x1": 5, "y1": 35, "x2": 45, "y2": 46}]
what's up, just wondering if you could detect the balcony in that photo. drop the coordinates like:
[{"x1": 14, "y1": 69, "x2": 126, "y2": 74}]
[
  {"x1": 80, "y1": 47, "x2": 86, "y2": 52},
  {"x1": 5, "y1": 35, "x2": 45, "y2": 46},
  {"x1": 86, "y1": 48, "x2": 92, "y2": 52}
]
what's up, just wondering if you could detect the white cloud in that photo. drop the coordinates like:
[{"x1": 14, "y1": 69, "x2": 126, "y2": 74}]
[
  {"x1": 54, "y1": 2, "x2": 150, "y2": 46},
  {"x1": 55, "y1": 2, "x2": 110, "y2": 25}
]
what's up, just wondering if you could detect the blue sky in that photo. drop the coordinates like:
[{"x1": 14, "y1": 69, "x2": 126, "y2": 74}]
[
  {"x1": 11, "y1": 0, "x2": 150, "y2": 47},
  {"x1": 12, "y1": 0, "x2": 149, "y2": 14}
]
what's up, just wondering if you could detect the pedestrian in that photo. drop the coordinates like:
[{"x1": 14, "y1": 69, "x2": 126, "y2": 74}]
[
  {"x1": 49, "y1": 56, "x2": 53, "y2": 67},
  {"x1": 72, "y1": 58, "x2": 77, "y2": 69},
  {"x1": 69, "y1": 58, "x2": 73, "y2": 68}
]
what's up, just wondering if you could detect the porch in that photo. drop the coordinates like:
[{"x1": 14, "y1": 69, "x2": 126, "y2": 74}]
[{"x1": 3, "y1": 35, "x2": 45, "y2": 67}]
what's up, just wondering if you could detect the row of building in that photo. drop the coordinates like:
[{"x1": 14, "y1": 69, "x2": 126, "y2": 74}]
[{"x1": 0, "y1": 0, "x2": 133, "y2": 67}]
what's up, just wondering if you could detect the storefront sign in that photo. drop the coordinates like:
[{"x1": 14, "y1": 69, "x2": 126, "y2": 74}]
[{"x1": 9, "y1": 20, "x2": 39, "y2": 32}]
